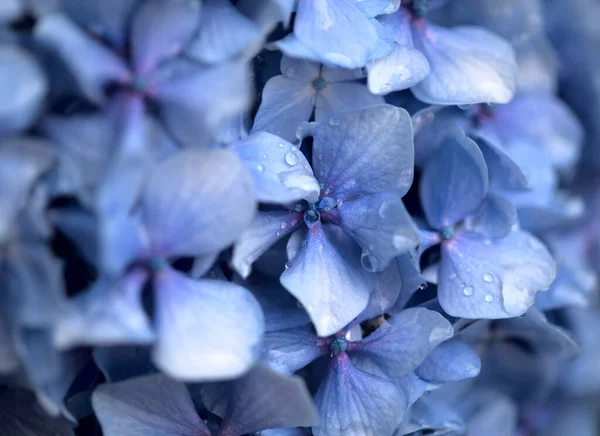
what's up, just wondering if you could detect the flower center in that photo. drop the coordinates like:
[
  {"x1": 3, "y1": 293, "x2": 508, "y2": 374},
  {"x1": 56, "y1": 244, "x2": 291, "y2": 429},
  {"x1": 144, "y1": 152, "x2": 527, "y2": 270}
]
[
  {"x1": 439, "y1": 225, "x2": 455, "y2": 241},
  {"x1": 149, "y1": 255, "x2": 167, "y2": 272},
  {"x1": 312, "y1": 77, "x2": 327, "y2": 91},
  {"x1": 330, "y1": 337, "x2": 348, "y2": 355},
  {"x1": 132, "y1": 77, "x2": 147, "y2": 93},
  {"x1": 407, "y1": 0, "x2": 429, "y2": 17},
  {"x1": 304, "y1": 208, "x2": 321, "y2": 228}
]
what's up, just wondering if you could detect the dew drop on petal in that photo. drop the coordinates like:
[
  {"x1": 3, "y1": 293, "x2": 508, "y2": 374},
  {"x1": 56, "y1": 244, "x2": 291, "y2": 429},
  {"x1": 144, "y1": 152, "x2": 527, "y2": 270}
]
[
  {"x1": 285, "y1": 151, "x2": 298, "y2": 166},
  {"x1": 329, "y1": 117, "x2": 341, "y2": 126},
  {"x1": 463, "y1": 286, "x2": 474, "y2": 296},
  {"x1": 280, "y1": 221, "x2": 289, "y2": 230},
  {"x1": 285, "y1": 261, "x2": 292, "y2": 269},
  {"x1": 485, "y1": 294, "x2": 494, "y2": 303},
  {"x1": 448, "y1": 273, "x2": 457, "y2": 280},
  {"x1": 483, "y1": 273, "x2": 494, "y2": 283},
  {"x1": 256, "y1": 164, "x2": 265, "y2": 173},
  {"x1": 278, "y1": 142, "x2": 284, "y2": 148}
]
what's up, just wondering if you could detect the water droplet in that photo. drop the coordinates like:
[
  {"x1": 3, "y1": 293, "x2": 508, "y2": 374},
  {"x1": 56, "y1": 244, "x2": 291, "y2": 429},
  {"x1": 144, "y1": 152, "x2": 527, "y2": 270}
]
[
  {"x1": 484, "y1": 239, "x2": 492, "y2": 245},
  {"x1": 483, "y1": 273, "x2": 494, "y2": 283},
  {"x1": 280, "y1": 221, "x2": 289, "y2": 230},
  {"x1": 285, "y1": 151, "x2": 298, "y2": 166},
  {"x1": 278, "y1": 142, "x2": 284, "y2": 148},
  {"x1": 284, "y1": 261, "x2": 292, "y2": 269},
  {"x1": 256, "y1": 164, "x2": 265, "y2": 173},
  {"x1": 276, "y1": 230, "x2": 282, "y2": 236},
  {"x1": 449, "y1": 273, "x2": 457, "y2": 280},
  {"x1": 291, "y1": 146, "x2": 298, "y2": 152},
  {"x1": 485, "y1": 294, "x2": 494, "y2": 303},
  {"x1": 262, "y1": 153, "x2": 268, "y2": 159},
  {"x1": 329, "y1": 117, "x2": 341, "y2": 126},
  {"x1": 463, "y1": 286, "x2": 474, "y2": 296}
]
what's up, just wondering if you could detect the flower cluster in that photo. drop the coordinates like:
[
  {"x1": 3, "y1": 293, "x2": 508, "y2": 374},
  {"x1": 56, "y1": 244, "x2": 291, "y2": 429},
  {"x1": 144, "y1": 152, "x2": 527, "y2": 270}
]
[{"x1": 1, "y1": 0, "x2": 600, "y2": 435}]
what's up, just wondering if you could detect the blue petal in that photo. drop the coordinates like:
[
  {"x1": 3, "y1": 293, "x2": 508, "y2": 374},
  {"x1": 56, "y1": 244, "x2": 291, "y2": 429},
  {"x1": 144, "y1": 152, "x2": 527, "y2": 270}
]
[
  {"x1": 353, "y1": 308, "x2": 453, "y2": 378},
  {"x1": 280, "y1": 223, "x2": 372, "y2": 337},
  {"x1": 0, "y1": 46, "x2": 47, "y2": 136},
  {"x1": 332, "y1": 192, "x2": 419, "y2": 272},
  {"x1": 153, "y1": 267, "x2": 264, "y2": 381},
  {"x1": 295, "y1": 0, "x2": 378, "y2": 68},
  {"x1": 220, "y1": 364, "x2": 320, "y2": 434},
  {"x1": 416, "y1": 338, "x2": 481, "y2": 383},
  {"x1": 281, "y1": 56, "x2": 321, "y2": 81},
  {"x1": 92, "y1": 374, "x2": 210, "y2": 436},
  {"x1": 251, "y1": 75, "x2": 315, "y2": 142},
  {"x1": 232, "y1": 211, "x2": 304, "y2": 278},
  {"x1": 0, "y1": 317, "x2": 18, "y2": 373},
  {"x1": 438, "y1": 230, "x2": 556, "y2": 318},
  {"x1": 411, "y1": 24, "x2": 517, "y2": 105},
  {"x1": 34, "y1": 13, "x2": 131, "y2": 103},
  {"x1": 403, "y1": 396, "x2": 465, "y2": 435},
  {"x1": 0, "y1": 0, "x2": 22, "y2": 23},
  {"x1": 153, "y1": 60, "x2": 251, "y2": 145},
  {"x1": 465, "y1": 391, "x2": 518, "y2": 436},
  {"x1": 229, "y1": 132, "x2": 321, "y2": 204},
  {"x1": 62, "y1": 0, "x2": 137, "y2": 49},
  {"x1": 312, "y1": 105, "x2": 414, "y2": 199},
  {"x1": 186, "y1": 0, "x2": 260, "y2": 64},
  {"x1": 93, "y1": 346, "x2": 155, "y2": 382},
  {"x1": 367, "y1": 44, "x2": 429, "y2": 95},
  {"x1": 352, "y1": 0, "x2": 400, "y2": 17},
  {"x1": 141, "y1": 148, "x2": 256, "y2": 258},
  {"x1": 420, "y1": 127, "x2": 488, "y2": 229},
  {"x1": 53, "y1": 270, "x2": 154, "y2": 349},
  {"x1": 0, "y1": 138, "x2": 54, "y2": 243},
  {"x1": 314, "y1": 82, "x2": 385, "y2": 122},
  {"x1": 388, "y1": 252, "x2": 428, "y2": 314},
  {"x1": 262, "y1": 326, "x2": 327, "y2": 375},
  {"x1": 473, "y1": 132, "x2": 529, "y2": 191},
  {"x1": 464, "y1": 191, "x2": 517, "y2": 239},
  {"x1": 367, "y1": 17, "x2": 397, "y2": 61},
  {"x1": 271, "y1": 34, "x2": 327, "y2": 66},
  {"x1": 0, "y1": 387, "x2": 75, "y2": 436},
  {"x1": 314, "y1": 353, "x2": 406, "y2": 436},
  {"x1": 130, "y1": 0, "x2": 200, "y2": 76},
  {"x1": 356, "y1": 262, "x2": 404, "y2": 323}
]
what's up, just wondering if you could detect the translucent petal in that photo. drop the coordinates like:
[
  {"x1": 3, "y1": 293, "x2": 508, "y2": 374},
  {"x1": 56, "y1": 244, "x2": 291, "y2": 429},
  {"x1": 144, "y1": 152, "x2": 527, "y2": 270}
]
[
  {"x1": 314, "y1": 81, "x2": 385, "y2": 121},
  {"x1": 367, "y1": 44, "x2": 429, "y2": 95},
  {"x1": 464, "y1": 191, "x2": 517, "y2": 240},
  {"x1": 438, "y1": 230, "x2": 556, "y2": 318},
  {"x1": 416, "y1": 338, "x2": 481, "y2": 382},
  {"x1": 262, "y1": 326, "x2": 327, "y2": 375},
  {"x1": 312, "y1": 105, "x2": 414, "y2": 199},
  {"x1": 153, "y1": 267, "x2": 264, "y2": 381}
]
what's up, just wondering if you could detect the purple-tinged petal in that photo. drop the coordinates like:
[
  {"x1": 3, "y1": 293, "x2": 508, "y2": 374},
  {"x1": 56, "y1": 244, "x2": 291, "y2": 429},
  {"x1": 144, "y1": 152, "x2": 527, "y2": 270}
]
[
  {"x1": 92, "y1": 374, "x2": 210, "y2": 436},
  {"x1": 53, "y1": 270, "x2": 154, "y2": 349},
  {"x1": 438, "y1": 230, "x2": 556, "y2": 318},
  {"x1": 0, "y1": 45, "x2": 47, "y2": 136},
  {"x1": 0, "y1": 138, "x2": 54, "y2": 243},
  {"x1": 411, "y1": 24, "x2": 517, "y2": 105},
  {"x1": 232, "y1": 211, "x2": 303, "y2": 278},
  {"x1": 229, "y1": 132, "x2": 320, "y2": 204},
  {"x1": 353, "y1": 308, "x2": 453, "y2": 378},
  {"x1": 186, "y1": 0, "x2": 260, "y2": 64},
  {"x1": 464, "y1": 191, "x2": 517, "y2": 240},
  {"x1": 314, "y1": 81, "x2": 385, "y2": 121},
  {"x1": 153, "y1": 267, "x2": 264, "y2": 381},
  {"x1": 332, "y1": 192, "x2": 419, "y2": 272},
  {"x1": 314, "y1": 353, "x2": 406, "y2": 436},
  {"x1": 262, "y1": 326, "x2": 327, "y2": 375},
  {"x1": 416, "y1": 338, "x2": 481, "y2": 383},
  {"x1": 0, "y1": 387, "x2": 75, "y2": 436},
  {"x1": 281, "y1": 223, "x2": 372, "y2": 337},
  {"x1": 63, "y1": 0, "x2": 137, "y2": 49},
  {"x1": 313, "y1": 105, "x2": 414, "y2": 199},
  {"x1": 141, "y1": 148, "x2": 256, "y2": 258},
  {"x1": 220, "y1": 364, "x2": 319, "y2": 435},
  {"x1": 295, "y1": 0, "x2": 378, "y2": 68},
  {"x1": 420, "y1": 126, "x2": 488, "y2": 229},
  {"x1": 34, "y1": 13, "x2": 131, "y2": 103},
  {"x1": 130, "y1": 0, "x2": 200, "y2": 76},
  {"x1": 251, "y1": 75, "x2": 316, "y2": 142},
  {"x1": 154, "y1": 60, "x2": 251, "y2": 146}
]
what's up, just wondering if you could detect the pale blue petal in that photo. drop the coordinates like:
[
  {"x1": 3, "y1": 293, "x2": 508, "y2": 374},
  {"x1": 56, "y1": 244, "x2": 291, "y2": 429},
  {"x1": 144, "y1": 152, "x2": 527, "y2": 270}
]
[
  {"x1": 153, "y1": 267, "x2": 264, "y2": 381},
  {"x1": 262, "y1": 326, "x2": 326, "y2": 375},
  {"x1": 251, "y1": 75, "x2": 316, "y2": 142},
  {"x1": 92, "y1": 374, "x2": 210, "y2": 436},
  {"x1": 295, "y1": 0, "x2": 378, "y2": 68},
  {"x1": 352, "y1": 0, "x2": 400, "y2": 17},
  {"x1": 312, "y1": 105, "x2": 414, "y2": 199},
  {"x1": 411, "y1": 24, "x2": 517, "y2": 105},
  {"x1": 367, "y1": 44, "x2": 429, "y2": 95},
  {"x1": 473, "y1": 132, "x2": 529, "y2": 191},
  {"x1": 464, "y1": 191, "x2": 517, "y2": 239},
  {"x1": 314, "y1": 353, "x2": 406, "y2": 436},
  {"x1": 53, "y1": 270, "x2": 154, "y2": 349},
  {"x1": 416, "y1": 338, "x2": 481, "y2": 382},
  {"x1": 34, "y1": 13, "x2": 131, "y2": 103},
  {"x1": 232, "y1": 211, "x2": 303, "y2": 278},
  {"x1": 141, "y1": 148, "x2": 256, "y2": 258},
  {"x1": 130, "y1": 0, "x2": 200, "y2": 76},
  {"x1": 229, "y1": 132, "x2": 321, "y2": 204},
  {"x1": 332, "y1": 192, "x2": 419, "y2": 272},
  {"x1": 314, "y1": 81, "x2": 385, "y2": 121},
  {"x1": 220, "y1": 364, "x2": 319, "y2": 434},
  {"x1": 281, "y1": 55, "x2": 321, "y2": 81},
  {"x1": 0, "y1": 46, "x2": 47, "y2": 136},
  {"x1": 420, "y1": 127, "x2": 488, "y2": 229},
  {"x1": 438, "y1": 230, "x2": 556, "y2": 318},
  {"x1": 280, "y1": 223, "x2": 372, "y2": 337},
  {"x1": 186, "y1": 0, "x2": 260, "y2": 64},
  {"x1": 356, "y1": 262, "x2": 404, "y2": 323},
  {"x1": 353, "y1": 308, "x2": 453, "y2": 378}
]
